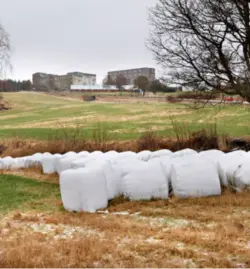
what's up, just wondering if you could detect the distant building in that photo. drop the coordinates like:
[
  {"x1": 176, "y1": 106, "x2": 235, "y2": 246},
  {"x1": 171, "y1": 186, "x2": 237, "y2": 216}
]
[
  {"x1": 32, "y1": 73, "x2": 54, "y2": 91},
  {"x1": 107, "y1": 67, "x2": 155, "y2": 85},
  {"x1": 67, "y1": 72, "x2": 96, "y2": 85},
  {"x1": 32, "y1": 72, "x2": 96, "y2": 91}
]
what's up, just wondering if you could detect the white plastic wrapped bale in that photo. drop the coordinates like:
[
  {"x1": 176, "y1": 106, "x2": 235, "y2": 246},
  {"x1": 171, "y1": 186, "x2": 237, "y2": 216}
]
[
  {"x1": 54, "y1": 152, "x2": 77, "y2": 173},
  {"x1": 118, "y1": 151, "x2": 137, "y2": 159},
  {"x1": 228, "y1": 161, "x2": 250, "y2": 192},
  {"x1": 170, "y1": 156, "x2": 221, "y2": 198},
  {"x1": 43, "y1": 152, "x2": 52, "y2": 157},
  {"x1": 60, "y1": 167, "x2": 108, "y2": 213},
  {"x1": 71, "y1": 158, "x2": 89, "y2": 169},
  {"x1": 111, "y1": 155, "x2": 143, "y2": 167},
  {"x1": 151, "y1": 149, "x2": 173, "y2": 159},
  {"x1": 77, "y1": 151, "x2": 90, "y2": 158},
  {"x1": 102, "y1": 161, "x2": 123, "y2": 200},
  {"x1": 172, "y1": 148, "x2": 197, "y2": 158},
  {"x1": 122, "y1": 160, "x2": 169, "y2": 201},
  {"x1": 71, "y1": 158, "x2": 121, "y2": 200},
  {"x1": 89, "y1": 151, "x2": 104, "y2": 158},
  {"x1": 156, "y1": 156, "x2": 172, "y2": 183},
  {"x1": 226, "y1": 159, "x2": 250, "y2": 191},
  {"x1": 88, "y1": 152, "x2": 118, "y2": 163},
  {"x1": 199, "y1": 149, "x2": 225, "y2": 159},
  {"x1": 219, "y1": 150, "x2": 247, "y2": 187},
  {"x1": 199, "y1": 150, "x2": 227, "y2": 186},
  {"x1": 137, "y1": 150, "x2": 152, "y2": 161},
  {"x1": 24, "y1": 153, "x2": 43, "y2": 168},
  {"x1": 0, "y1": 159, "x2": 3, "y2": 170},
  {"x1": 63, "y1": 151, "x2": 77, "y2": 157},
  {"x1": 57, "y1": 156, "x2": 80, "y2": 174},
  {"x1": 10, "y1": 157, "x2": 28, "y2": 169},
  {"x1": 42, "y1": 154, "x2": 62, "y2": 174},
  {"x1": 109, "y1": 157, "x2": 144, "y2": 196},
  {"x1": 103, "y1": 151, "x2": 119, "y2": 160},
  {"x1": 1, "y1": 157, "x2": 14, "y2": 170},
  {"x1": 71, "y1": 156, "x2": 108, "y2": 169}
]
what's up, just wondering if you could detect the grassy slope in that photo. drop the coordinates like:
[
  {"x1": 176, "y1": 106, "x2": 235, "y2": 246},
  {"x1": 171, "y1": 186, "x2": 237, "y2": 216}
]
[{"x1": 0, "y1": 91, "x2": 250, "y2": 140}]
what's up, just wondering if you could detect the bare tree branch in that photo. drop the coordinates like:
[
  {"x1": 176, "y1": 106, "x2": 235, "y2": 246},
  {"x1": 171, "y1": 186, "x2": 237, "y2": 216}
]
[
  {"x1": 148, "y1": 0, "x2": 250, "y2": 101},
  {"x1": 0, "y1": 22, "x2": 11, "y2": 78}
]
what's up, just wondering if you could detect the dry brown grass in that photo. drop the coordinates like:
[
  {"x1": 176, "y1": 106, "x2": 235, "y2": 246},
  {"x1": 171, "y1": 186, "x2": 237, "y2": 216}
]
[
  {"x1": 0, "y1": 127, "x2": 233, "y2": 158},
  {"x1": 1, "y1": 189, "x2": 250, "y2": 268}
]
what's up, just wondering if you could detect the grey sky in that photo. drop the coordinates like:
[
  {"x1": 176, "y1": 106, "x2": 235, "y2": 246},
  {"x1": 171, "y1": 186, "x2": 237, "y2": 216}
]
[{"x1": 0, "y1": 0, "x2": 158, "y2": 83}]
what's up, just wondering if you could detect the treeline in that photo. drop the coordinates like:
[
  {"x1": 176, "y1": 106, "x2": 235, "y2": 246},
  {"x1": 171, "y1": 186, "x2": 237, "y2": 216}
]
[
  {"x1": 0, "y1": 79, "x2": 32, "y2": 92},
  {"x1": 104, "y1": 74, "x2": 181, "y2": 94},
  {"x1": 147, "y1": 80, "x2": 181, "y2": 93}
]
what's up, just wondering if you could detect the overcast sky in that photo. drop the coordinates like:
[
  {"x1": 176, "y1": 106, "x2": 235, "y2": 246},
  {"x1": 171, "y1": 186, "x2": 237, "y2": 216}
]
[{"x1": 0, "y1": 0, "x2": 158, "y2": 83}]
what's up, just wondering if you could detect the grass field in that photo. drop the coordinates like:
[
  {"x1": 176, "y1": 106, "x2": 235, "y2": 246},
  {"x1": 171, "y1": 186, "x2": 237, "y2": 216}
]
[
  {"x1": 1, "y1": 91, "x2": 250, "y2": 141},
  {"x1": 0, "y1": 174, "x2": 60, "y2": 214},
  {"x1": 1, "y1": 91, "x2": 250, "y2": 267}
]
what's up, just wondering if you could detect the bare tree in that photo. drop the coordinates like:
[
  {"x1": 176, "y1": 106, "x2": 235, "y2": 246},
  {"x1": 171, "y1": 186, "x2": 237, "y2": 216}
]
[
  {"x1": 148, "y1": 0, "x2": 250, "y2": 101},
  {"x1": 0, "y1": 22, "x2": 11, "y2": 78}
]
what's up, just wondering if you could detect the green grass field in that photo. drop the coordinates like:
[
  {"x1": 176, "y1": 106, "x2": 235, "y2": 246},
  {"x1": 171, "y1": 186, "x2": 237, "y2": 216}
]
[
  {"x1": 0, "y1": 174, "x2": 60, "y2": 214},
  {"x1": 1, "y1": 91, "x2": 250, "y2": 141}
]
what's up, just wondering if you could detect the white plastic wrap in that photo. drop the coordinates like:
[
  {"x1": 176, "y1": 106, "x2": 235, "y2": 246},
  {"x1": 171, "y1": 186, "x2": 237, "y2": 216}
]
[
  {"x1": 199, "y1": 150, "x2": 226, "y2": 186},
  {"x1": 219, "y1": 150, "x2": 247, "y2": 187},
  {"x1": 77, "y1": 151, "x2": 90, "y2": 158},
  {"x1": 1, "y1": 157, "x2": 14, "y2": 169},
  {"x1": 71, "y1": 156, "x2": 108, "y2": 169},
  {"x1": 229, "y1": 161, "x2": 250, "y2": 192},
  {"x1": 156, "y1": 156, "x2": 172, "y2": 183},
  {"x1": 10, "y1": 157, "x2": 27, "y2": 169},
  {"x1": 55, "y1": 153, "x2": 77, "y2": 173},
  {"x1": 118, "y1": 151, "x2": 137, "y2": 159},
  {"x1": 24, "y1": 153, "x2": 43, "y2": 168},
  {"x1": 172, "y1": 148, "x2": 197, "y2": 158},
  {"x1": 137, "y1": 150, "x2": 152, "y2": 161},
  {"x1": 71, "y1": 158, "x2": 121, "y2": 200},
  {"x1": 42, "y1": 154, "x2": 62, "y2": 174},
  {"x1": 0, "y1": 159, "x2": 3, "y2": 170},
  {"x1": 89, "y1": 151, "x2": 104, "y2": 158},
  {"x1": 170, "y1": 156, "x2": 221, "y2": 198},
  {"x1": 57, "y1": 156, "x2": 79, "y2": 174},
  {"x1": 60, "y1": 167, "x2": 108, "y2": 213},
  {"x1": 151, "y1": 149, "x2": 173, "y2": 159},
  {"x1": 102, "y1": 161, "x2": 123, "y2": 200},
  {"x1": 63, "y1": 151, "x2": 77, "y2": 157},
  {"x1": 104, "y1": 151, "x2": 118, "y2": 158},
  {"x1": 122, "y1": 161, "x2": 169, "y2": 200},
  {"x1": 199, "y1": 149, "x2": 225, "y2": 159}
]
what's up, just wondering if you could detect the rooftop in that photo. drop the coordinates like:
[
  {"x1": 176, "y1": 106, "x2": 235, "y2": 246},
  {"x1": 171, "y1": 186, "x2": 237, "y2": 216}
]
[
  {"x1": 108, "y1": 67, "x2": 155, "y2": 73},
  {"x1": 67, "y1": 72, "x2": 96, "y2": 77}
]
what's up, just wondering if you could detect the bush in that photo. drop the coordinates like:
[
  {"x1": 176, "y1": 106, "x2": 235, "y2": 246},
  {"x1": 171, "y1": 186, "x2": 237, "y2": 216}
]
[
  {"x1": 177, "y1": 91, "x2": 219, "y2": 100},
  {"x1": 137, "y1": 131, "x2": 161, "y2": 151}
]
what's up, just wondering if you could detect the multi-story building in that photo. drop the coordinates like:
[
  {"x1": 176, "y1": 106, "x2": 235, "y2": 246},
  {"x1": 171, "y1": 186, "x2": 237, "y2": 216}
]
[
  {"x1": 32, "y1": 72, "x2": 96, "y2": 91},
  {"x1": 32, "y1": 73, "x2": 54, "y2": 91},
  {"x1": 107, "y1": 67, "x2": 155, "y2": 85},
  {"x1": 67, "y1": 72, "x2": 96, "y2": 85}
]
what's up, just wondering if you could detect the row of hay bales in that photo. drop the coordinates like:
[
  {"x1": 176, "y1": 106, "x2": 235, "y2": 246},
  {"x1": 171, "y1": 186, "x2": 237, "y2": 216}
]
[{"x1": 1, "y1": 149, "x2": 250, "y2": 213}]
